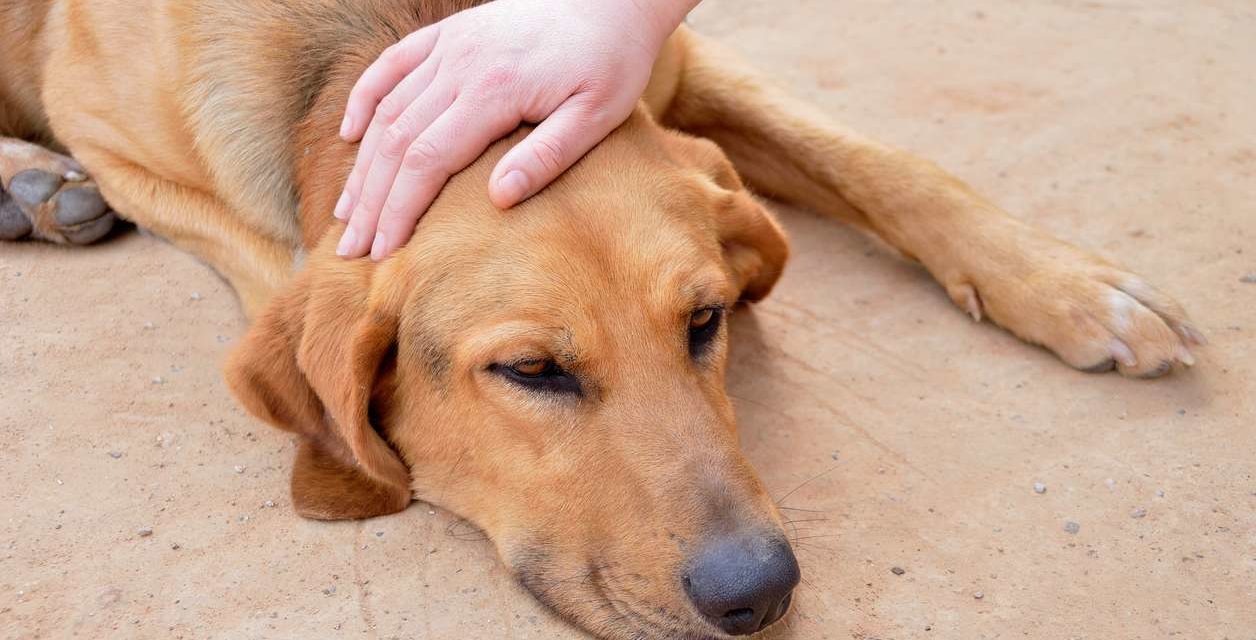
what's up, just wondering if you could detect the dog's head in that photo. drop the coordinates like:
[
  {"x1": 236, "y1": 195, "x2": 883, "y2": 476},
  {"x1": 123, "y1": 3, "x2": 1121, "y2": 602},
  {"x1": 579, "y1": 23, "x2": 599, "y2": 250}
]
[{"x1": 227, "y1": 111, "x2": 795, "y2": 639}]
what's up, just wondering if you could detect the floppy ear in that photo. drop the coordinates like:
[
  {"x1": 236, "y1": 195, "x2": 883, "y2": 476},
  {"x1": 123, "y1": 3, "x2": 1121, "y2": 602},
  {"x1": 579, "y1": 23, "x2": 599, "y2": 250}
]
[
  {"x1": 225, "y1": 264, "x2": 411, "y2": 520},
  {"x1": 669, "y1": 132, "x2": 790, "y2": 301},
  {"x1": 719, "y1": 189, "x2": 790, "y2": 302}
]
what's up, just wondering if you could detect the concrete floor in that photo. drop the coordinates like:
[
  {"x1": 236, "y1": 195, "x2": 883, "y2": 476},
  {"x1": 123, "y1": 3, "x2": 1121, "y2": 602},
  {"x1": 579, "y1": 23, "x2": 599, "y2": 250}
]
[{"x1": 2, "y1": 1, "x2": 1253, "y2": 638}]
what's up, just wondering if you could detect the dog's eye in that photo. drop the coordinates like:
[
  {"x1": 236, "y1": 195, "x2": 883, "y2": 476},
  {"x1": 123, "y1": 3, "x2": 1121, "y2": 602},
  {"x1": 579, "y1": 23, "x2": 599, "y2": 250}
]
[
  {"x1": 511, "y1": 359, "x2": 550, "y2": 377},
  {"x1": 492, "y1": 359, "x2": 582, "y2": 395},
  {"x1": 688, "y1": 306, "x2": 724, "y2": 359}
]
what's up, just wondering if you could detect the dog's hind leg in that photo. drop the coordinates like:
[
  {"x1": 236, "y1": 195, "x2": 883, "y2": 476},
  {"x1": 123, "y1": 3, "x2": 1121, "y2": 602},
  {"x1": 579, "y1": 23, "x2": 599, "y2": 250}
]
[
  {"x1": 654, "y1": 26, "x2": 1203, "y2": 378},
  {"x1": 0, "y1": 137, "x2": 118, "y2": 245}
]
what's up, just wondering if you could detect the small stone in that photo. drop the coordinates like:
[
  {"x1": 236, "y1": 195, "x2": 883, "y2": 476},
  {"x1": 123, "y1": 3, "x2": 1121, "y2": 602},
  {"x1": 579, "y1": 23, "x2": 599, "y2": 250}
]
[
  {"x1": 1176, "y1": 408, "x2": 1187, "y2": 416},
  {"x1": 234, "y1": 465, "x2": 246, "y2": 474},
  {"x1": 190, "y1": 292, "x2": 202, "y2": 301},
  {"x1": 375, "y1": 531, "x2": 384, "y2": 538},
  {"x1": 142, "y1": 321, "x2": 155, "y2": 330},
  {"x1": 890, "y1": 566, "x2": 906, "y2": 576},
  {"x1": 1239, "y1": 274, "x2": 1256, "y2": 284},
  {"x1": 1104, "y1": 478, "x2": 1116, "y2": 490},
  {"x1": 1032, "y1": 482, "x2": 1047, "y2": 494},
  {"x1": 973, "y1": 591, "x2": 984, "y2": 600},
  {"x1": 137, "y1": 527, "x2": 153, "y2": 537},
  {"x1": 171, "y1": 543, "x2": 181, "y2": 550},
  {"x1": 151, "y1": 376, "x2": 164, "y2": 385},
  {"x1": 263, "y1": 500, "x2": 275, "y2": 509},
  {"x1": 322, "y1": 585, "x2": 337, "y2": 596},
  {"x1": 1130, "y1": 507, "x2": 1148, "y2": 519},
  {"x1": 1156, "y1": 489, "x2": 1165, "y2": 498},
  {"x1": 1063, "y1": 521, "x2": 1080, "y2": 534},
  {"x1": 108, "y1": 451, "x2": 123, "y2": 459}
]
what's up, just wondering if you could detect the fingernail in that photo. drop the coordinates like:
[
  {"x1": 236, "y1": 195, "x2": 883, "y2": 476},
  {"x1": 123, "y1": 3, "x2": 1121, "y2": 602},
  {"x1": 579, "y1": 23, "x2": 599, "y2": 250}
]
[
  {"x1": 333, "y1": 192, "x2": 351, "y2": 219},
  {"x1": 369, "y1": 232, "x2": 387, "y2": 261},
  {"x1": 496, "y1": 170, "x2": 530, "y2": 207},
  {"x1": 339, "y1": 115, "x2": 353, "y2": 140},
  {"x1": 336, "y1": 226, "x2": 357, "y2": 257}
]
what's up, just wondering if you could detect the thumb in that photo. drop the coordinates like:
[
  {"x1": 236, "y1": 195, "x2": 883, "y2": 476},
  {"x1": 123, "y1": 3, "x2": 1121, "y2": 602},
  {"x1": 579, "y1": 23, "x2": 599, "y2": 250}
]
[{"x1": 489, "y1": 94, "x2": 621, "y2": 209}]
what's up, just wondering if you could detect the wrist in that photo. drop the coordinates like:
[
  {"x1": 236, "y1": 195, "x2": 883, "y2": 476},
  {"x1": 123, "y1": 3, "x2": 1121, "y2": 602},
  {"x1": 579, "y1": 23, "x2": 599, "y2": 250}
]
[{"x1": 608, "y1": 0, "x2": 701, "y2": 50}]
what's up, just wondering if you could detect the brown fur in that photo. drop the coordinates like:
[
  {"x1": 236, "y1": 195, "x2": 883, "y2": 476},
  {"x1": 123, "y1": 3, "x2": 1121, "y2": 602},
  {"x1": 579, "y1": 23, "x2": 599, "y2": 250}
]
[{"x1": 0, "y1": 1, "x2": 1202, "y2": 638}]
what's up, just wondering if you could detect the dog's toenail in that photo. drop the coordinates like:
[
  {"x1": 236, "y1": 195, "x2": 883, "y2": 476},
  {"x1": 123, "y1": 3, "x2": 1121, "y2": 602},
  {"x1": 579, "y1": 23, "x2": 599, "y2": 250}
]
[
  {"x1": 1138, "y1": 361, "x2": 1172, "y2": 379},
  {"x1": 0, "y1": 192, "x2": 33, "y2": 240},
  {"x1": 54, "y1": 186, "x2": 109, "y2": 226},
  {"x1": 1081, "y1": 359, "x2": 1115, "y2": 373},
  {"x1": 9, "y1": 169, "x2": 63, "y2": 206}
]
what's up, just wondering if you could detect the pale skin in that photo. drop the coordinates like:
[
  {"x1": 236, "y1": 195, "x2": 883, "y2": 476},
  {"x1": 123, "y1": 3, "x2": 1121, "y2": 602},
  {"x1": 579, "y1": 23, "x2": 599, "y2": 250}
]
[{"x1": 336, "y1": 0, "x2": 703, "y2": 260}]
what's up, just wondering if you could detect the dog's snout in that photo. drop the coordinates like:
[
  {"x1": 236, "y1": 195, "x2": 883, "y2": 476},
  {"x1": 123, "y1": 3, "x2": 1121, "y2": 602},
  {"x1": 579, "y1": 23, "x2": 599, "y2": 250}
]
[{"x1": 683, "y1": 534, "x2": 800, "y2": 635}]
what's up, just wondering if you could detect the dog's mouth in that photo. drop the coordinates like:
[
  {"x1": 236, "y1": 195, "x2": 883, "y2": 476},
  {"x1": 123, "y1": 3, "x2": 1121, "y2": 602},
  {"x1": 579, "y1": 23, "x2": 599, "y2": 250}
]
[
  {"x1": 513, "y1": 536, "x2": 799, "y2": 640},
  {"x1": 517, "y1": 561, "x2": 731, "y2": 640}
]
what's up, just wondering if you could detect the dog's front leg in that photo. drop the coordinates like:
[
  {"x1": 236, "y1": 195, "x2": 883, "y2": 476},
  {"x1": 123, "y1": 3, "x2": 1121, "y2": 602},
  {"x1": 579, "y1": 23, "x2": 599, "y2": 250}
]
[{"x1": 655, "y1": 27, "x2": 1203, "y2": 377}]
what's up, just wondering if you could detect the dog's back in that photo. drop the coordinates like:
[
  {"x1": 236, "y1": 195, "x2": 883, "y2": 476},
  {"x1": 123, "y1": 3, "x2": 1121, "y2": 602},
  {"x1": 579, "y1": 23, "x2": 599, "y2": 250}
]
[{"x1": 1, "y1": 0, "x2": 482, "y2": 242}]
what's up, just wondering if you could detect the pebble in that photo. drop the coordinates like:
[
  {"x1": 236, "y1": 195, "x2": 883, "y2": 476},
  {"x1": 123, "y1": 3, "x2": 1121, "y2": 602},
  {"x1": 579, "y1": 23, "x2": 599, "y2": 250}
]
[
  {"x1": 1033, "y1": 482, "x2": 1047, "y2": 494},
  {"x1": 323, "y1": 585, "x2": 337, "y2": 596},
  {"x1": 1156, "y1": 489, "x2": 1165, "y2": 498},
  {"x1": 171, "y1": 543, "x2": 181, "y2": 550},
  {"x1": 234, "y1": 465, "x2": 246, "y2": 474},
  {"x1": 143, "y1": 321, "x2": 155, "y2": 330},
  {"x1": 1063, "y1": 521, "x2": 1081, "y2": 534},
  {"x1": 263, "y1": 500, "x2": 276, "y2": 508},
  {"x1": 108, "y1": 451, "x2": 123, "y2": 459},
  {"x1": 137, "y1": 527, "x2": 153, "y2": 537},
  {"x1": 151, "y1": 376, "x2": 164, "y2": 385},
  {"x1": 890, "y1": 566, "x2": 906, "y2": 576},
  {"x1": 375, "y1": 531, "x2": 384, "y2": 538},
  {"x1": 190, "y1": 292, "x2": 203, "y2": 301},
  {"x1": 1240, "y1": 274, "x2": 1256, "y2": 284},
  {"x1": 973, "y1": 591, "x2": 984, "y2": 600},
  {"x1": 1130, "y1": 507, "x2": 1148, "y2": 519},
  {"x1": 1104, "y1": 478, "x2": 1116, "y2": 490}
]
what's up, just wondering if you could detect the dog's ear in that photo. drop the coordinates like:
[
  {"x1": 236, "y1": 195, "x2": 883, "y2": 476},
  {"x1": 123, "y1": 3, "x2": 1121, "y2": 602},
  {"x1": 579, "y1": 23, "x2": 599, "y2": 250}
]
[
  {"x1": 225, "y1": 263, "x2": 411, "y2": 520},
  {"x1": 718, "y1": 189, "x2": 789, "y2": 301},
  {"x1": 680, "y1": 136, "x2": 790, "y2": 302}
]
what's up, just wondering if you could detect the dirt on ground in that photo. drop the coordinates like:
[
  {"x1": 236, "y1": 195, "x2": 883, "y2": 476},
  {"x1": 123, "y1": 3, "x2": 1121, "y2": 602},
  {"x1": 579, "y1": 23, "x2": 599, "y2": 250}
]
[{"x1": 2, "y1": 1, "x2": 1254, "y2": 638}]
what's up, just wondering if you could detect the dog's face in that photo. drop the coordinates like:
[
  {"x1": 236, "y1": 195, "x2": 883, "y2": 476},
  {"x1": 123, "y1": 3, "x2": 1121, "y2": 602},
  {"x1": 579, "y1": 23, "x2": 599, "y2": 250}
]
[{"x1": 228, "y1": 113, "x2": 796, "y2": 639}]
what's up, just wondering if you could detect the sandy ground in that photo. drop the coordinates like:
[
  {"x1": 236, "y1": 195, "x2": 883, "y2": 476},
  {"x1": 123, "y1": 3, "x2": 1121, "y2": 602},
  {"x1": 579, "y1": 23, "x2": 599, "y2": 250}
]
[{"x1": 3, "y1": 1, "x2": 1254, "y2": 638}]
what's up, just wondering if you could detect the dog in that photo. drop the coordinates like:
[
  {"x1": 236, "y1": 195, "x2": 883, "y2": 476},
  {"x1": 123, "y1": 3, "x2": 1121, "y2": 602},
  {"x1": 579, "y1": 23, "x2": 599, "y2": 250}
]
[{"x1": 0, "y1": 1, "x2": 1204, "y2": 638}]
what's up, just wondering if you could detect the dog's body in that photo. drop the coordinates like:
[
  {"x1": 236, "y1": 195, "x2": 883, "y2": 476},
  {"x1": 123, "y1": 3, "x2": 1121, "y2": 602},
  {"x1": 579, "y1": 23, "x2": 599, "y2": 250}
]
[{"x1": 0, "y1": 1, "x2": 1203, "y2": 638}]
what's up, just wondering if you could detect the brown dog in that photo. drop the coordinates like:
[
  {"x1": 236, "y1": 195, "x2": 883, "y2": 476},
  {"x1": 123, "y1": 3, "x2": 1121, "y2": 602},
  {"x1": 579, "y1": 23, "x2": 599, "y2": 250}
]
[{"x1": 0, "y1": 1, "x2": 1204, "y2": 638}]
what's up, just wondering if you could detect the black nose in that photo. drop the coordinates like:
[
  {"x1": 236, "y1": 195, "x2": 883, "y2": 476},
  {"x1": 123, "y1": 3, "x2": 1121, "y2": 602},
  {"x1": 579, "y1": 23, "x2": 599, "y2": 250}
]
[{"x1": 683, "y1": 534, "x2": 800, "y2": 635}]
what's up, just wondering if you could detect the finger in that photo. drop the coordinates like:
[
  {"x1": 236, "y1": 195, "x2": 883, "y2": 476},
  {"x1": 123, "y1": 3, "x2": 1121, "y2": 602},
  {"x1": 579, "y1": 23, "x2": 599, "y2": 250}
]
[
  {"x1": 337, "y1": 84, "x2": 457, "y2": 258},
  {"x1": 340, "y1": 25, "x2": 440, "y2": 141},
  {"x1": 370, "y1": 99, "x2": 520, "y2": 260},
  {"x1": 488, "y1": 94, "x2": 619, "y2": 209},
  {"x1": 335, "y1": 56, "x2": 441, "y2": 220}
]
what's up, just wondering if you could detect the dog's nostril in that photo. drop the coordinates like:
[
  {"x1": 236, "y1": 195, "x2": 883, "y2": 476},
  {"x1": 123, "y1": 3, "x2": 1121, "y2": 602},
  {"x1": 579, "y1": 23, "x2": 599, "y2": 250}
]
[{"x1": 684, "y1": 534, "x2": 800, "y2": 636}]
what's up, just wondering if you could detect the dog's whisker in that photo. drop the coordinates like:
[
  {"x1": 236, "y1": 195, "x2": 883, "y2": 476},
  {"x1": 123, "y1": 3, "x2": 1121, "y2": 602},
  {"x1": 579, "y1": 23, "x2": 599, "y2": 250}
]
[{"x1": 774, "y1": 463, "x2": 841, "y2": 507}]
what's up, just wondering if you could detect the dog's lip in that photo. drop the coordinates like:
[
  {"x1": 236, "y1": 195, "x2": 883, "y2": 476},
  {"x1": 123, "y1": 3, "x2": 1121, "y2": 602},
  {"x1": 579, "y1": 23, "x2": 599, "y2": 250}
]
[{"x1": 592, "y1": 571, "x2": 729, "y2": 640}]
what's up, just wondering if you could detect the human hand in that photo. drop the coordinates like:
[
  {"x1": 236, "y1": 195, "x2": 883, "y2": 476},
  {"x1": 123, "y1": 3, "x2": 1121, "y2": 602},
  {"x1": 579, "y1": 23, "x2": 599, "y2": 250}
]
[{"x1": 334, "y1": 0, "x2": 699, "y2": 259}]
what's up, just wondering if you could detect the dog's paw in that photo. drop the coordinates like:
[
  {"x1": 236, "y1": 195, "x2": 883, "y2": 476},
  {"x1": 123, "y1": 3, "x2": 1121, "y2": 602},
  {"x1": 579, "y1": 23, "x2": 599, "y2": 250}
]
[
  {"x1": 0, "y1": 141, "x2": 117, "y2": 245},
  {"x1": 948, "y1": 238, "x2": 1204, "y2": 378}
]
